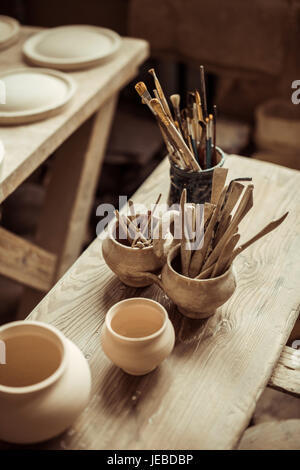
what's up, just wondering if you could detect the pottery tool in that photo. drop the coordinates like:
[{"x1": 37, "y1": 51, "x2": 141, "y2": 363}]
[
  {"x1": 212, "y1": 105, "x2": 217, "y2": 166},
  {"x1": 202, "y1": 184, "x2": 254, "y2": 271},
  {"x1": 228, "y1": 212, "x2": 289, "y2": 265},
  {"x1": 189, "y1": 186, "x2": 227, "y2": 277},
  {"x1": 179, "y1": 189, "x2": 192, "y2": 276},
  {"x1": 170, "y1": 94, "x2": 183, "y2": 131},
  {"x1": 135, "y1": 64, "x2": 221, "y2": 173},
  {"x1": 150, "y1": 98, "x2": 201, "y2": 171},
  {"x1": 135, "y1": 82, "x2": 154, "y2": 112},
  {"x1": 211, "y1": 167, "x2": 229, "y2": 205},
  {"x1": 149, "y1": 68, "x2": 173, "y2": 121},
  {"x1": 128, "y1": 199, "x2": 136, "y2": 218},
  {"x1": 211, "y1": 233, "x2": 240, "y2": 278},
  {"x1": 114, "y1": 210, "x2": 134, "y2": 244},
  {"x1": 199, "y1": 65, "x2": 208, "y2": 119}
]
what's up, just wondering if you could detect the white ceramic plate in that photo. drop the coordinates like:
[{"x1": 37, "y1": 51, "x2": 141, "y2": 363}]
[
  {"x1": 0, "y1": 67, "x2": 76, "y2": 125},
  {"x1": 0, "y1": 15, "x2": 20, "y2": 50},
  {"x1": 23, "y1": 25, "x2": 122, "y2": 70}
]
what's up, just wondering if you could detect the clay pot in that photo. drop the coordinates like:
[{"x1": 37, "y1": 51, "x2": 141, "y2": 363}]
[
  {"x1": 102, "y1": 211, "x2": 179, "y2": 287},
  {"x1": 101, "y1": 298, "x2": 175, "y2": 375},
  {"x1": 0, "y1": 321, "x2": 91, "y2": 444},
  {"x1": 147, "y1": 244, "x2": 237, "y2": 319}
]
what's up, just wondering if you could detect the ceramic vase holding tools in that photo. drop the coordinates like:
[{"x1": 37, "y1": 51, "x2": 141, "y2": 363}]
[
  {"x1": 168, "y1": 146, "x2": 226, "y2": 205},
  {"x1": 0, "y1": 321, "x2": 91, "y2": 444},
  {"x1": 102, "y1": 211, "x2": 179, "y2": 287},
  {"x1": 146, "y1": 244, "x2": 237, "y2": 319},
  {"x1": 101, "y1": 298, "x2": 175, "y2": 375}
]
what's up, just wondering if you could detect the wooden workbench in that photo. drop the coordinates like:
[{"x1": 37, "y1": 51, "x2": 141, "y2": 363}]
[
  {"x1": 0, "y1": 26, "x2": 149, "y2": 315},
  {"x1": 2, "y1": 154, "x2": 297, "y2": 450}
]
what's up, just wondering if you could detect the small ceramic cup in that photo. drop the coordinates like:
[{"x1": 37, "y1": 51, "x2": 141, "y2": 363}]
[
  {"x1": 145, "y1": 244, "x2": 237, "y2": 319},
  {"x1": 102, "y1": 211, "x2": 179, "y2": 287},
  {"x1": 101, "y1": 298, "x2": 175, "y2": 375}
]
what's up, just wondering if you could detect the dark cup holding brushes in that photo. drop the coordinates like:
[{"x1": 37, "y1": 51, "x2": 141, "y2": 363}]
[{"x1": 168, "y1": 146, "x2": 226, "y2": 206}]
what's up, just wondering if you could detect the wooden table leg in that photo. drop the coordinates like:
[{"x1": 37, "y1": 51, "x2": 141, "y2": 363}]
[{"x1": 18, "y1": 94, "x2": 118, "y2": 318}]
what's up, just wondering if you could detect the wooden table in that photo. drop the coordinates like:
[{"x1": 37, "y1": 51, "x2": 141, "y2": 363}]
[
  {"x1": 2, "y1": 155, "x2": 300, "y2": 450},
  {"x1": 0, "y1": 26, "x2": 149, "y2": 315}
]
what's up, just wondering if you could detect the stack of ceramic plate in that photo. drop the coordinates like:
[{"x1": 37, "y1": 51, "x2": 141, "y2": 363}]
[
  {"x1": 0, "y1": 16, "x2": 20, "y2": 50},
  {"x1": 23, "y1": 25, "x2": 121, "y2": 70},
  {"x1": 0, "y1": 68, "x2": 76, "y2": 124}
]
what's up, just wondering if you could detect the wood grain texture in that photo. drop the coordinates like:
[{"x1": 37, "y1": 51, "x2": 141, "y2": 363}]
[
  {"x1": 237, "y1": 419, "x2": 300, "y2": 450},
  {"x1": 0, "y1": 227, "x2": 56, "y2": 291},
  {"x1": 5, "y1": 155, "x2": 299, "y2": 450},
  {"x1": 0, "y1": 27, "x2": 149, "y2": 204},
  {"x1": 17, "y1": 96, "x2": 118, "y2": 317},
  {"x1": 268, "y1": 345, "x2": 300, "y2": 397}
]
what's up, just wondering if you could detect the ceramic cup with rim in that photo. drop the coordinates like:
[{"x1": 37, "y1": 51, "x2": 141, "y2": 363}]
[
  {"x1": 102, "y1": 211, "x2": 180, "y2": 287},
  {"x1": 0, "y1": 321, "x2": 91, "y2": 444},
  {"x1": 143, "y1": 243, "x2": 237, "y2": 319},
  {"x1": 168, "y1": 146, "x2": 226, "y2": 206},
  {"x1": 101, "y1": 298, "x2": 175, "y2": 375}
]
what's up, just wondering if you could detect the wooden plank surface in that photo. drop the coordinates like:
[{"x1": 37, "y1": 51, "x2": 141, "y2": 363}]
[
  {"x1": 4, "y1": 155, "x2": 300, "y2": 450},
  {"x1": 268, "y1": 345, "x2": 300, "y2": 397},
  {"x1": 0, "y1": 227, "x2": 56, "y2": 291},
  {"x1": 237, "y1": 419, "x2": 300, "y2": 450},
  {"x1": 18, "y1": 95, "x2": 118, "y2": 317},
  {"x1": 0, "y1": 27, "x2": 149, "y2": 203}
]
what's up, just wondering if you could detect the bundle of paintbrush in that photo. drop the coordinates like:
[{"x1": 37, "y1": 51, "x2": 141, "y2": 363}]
[
  {"x1": 178, "y1": 168, "x2": 288, "y2": 279},
  {"x1": 135, "y1": 65, "x2": 218, "y2": 172},
  {"x1": 114, "y1": 194, "x2": 162, "y2": 249}
]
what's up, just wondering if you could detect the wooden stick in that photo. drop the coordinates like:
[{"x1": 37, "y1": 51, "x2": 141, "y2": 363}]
[
  {"x1": 202, "y1": 184, "x2": 254, "y2": 271},
  {"x1": 114, "y1": 210, "x2": 133, "y2": 243},
  {"x1": 229, "y1": 212, "x2": 289, "y2": 263},
  {"x1": 211, "y1": 233, "x2": 240, "y2": 278},
  {"x1": 189, "y1": 187, "x2": 226, "y2": 277},
  {"x1": 212, "y1": 104, "x2": 217, "y2": 166},
  {"x1": 199, "y1": 65, "x2": 208, "y2": 119},
  {"x1": 180, "y1": 189, "x2": 191, "y2": 276},
  {"x1": 211, "y1": 167, "x2": 228, "y2": 205},
  {"x1": 149, "y1": 68, "x2": 173, "y2": 121},
  {"x1": 150, "y1": 98, "x2": 201, "y2": 171}
]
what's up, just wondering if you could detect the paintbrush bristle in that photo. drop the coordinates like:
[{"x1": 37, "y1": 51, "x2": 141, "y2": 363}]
[
  {"x1": 170, "y1": 94, "x2": 180, "y2": 109},
  {"x1": 150, "y1": 98, "x2": 169, "y2": 126},
  {"x1": 135, "y1": 81, "x2": 147, "y2": 96}
]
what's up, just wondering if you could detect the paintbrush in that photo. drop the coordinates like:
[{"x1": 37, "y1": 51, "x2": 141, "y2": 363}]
[
  {"x1": 212, "y1": 104, "x2": 217, "y2": 166},
  {"x1": 199, "y1": 65, "x2": 208, "y2": 119},
  {"x1": 150, "y1": 98, "x2": 201, "y2": 171},
  {"x1": 149, "y1": 68, "x2": 173, "y2": 121}
]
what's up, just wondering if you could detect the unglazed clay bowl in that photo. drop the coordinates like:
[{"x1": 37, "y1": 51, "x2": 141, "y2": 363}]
[
  {"x1": 160, "y1": 244, "x2": 237, "y2": 319},
  {"x1": 102, "y1": 211, "x2": 179, "y2": 287},
  {"x1": 101, "y1": 298, "x2": 175, "y2": 375}
]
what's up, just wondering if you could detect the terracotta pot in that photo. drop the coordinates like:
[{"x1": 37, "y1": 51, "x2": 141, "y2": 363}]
[
  {"x1": 0, "y1": 321, "x2": 91, "y2": 444},
  {"x1": 146, "y1": 244, "x2": 237, "y2": 319},
  {"x1": 101, "y1": 298, "x2": 175, "y2": 375},
  {"x1": 102, "y1": 211, "x2": 179, "y2": 287}
]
